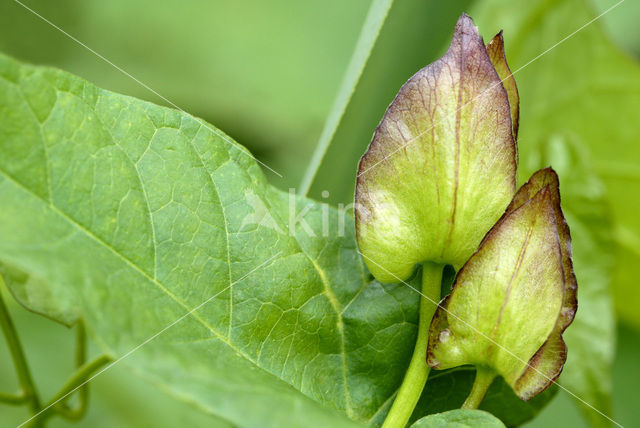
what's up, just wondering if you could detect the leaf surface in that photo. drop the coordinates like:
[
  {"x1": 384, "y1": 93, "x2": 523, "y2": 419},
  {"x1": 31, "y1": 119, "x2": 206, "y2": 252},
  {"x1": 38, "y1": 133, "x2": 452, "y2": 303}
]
[
  {"x1": 0, "y1": 52, "x2": 401, "y2": 427},
  {"x1": 410, "y1": 409, "x2": 505, "y2": 428},
  {"x1": 0, "y1": 53, "x2": 554, "y2": 427}
]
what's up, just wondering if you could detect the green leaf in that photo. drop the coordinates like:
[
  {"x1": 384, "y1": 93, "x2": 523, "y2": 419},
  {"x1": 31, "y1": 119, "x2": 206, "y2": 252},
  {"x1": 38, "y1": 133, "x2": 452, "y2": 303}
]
[
  {"x1": 0, "y1": 279, "x2": 234, "y2": 427},
  {"x1": 299, "y1": 0, "x2": 394, "y2": 195},
  {"x1": 471, "y1": 0, "x2": 640, "y2": 330},
  {"x1": 0, "y1": 52, "x2": 557, "y2": 427},
  {"x1": 410, "y1": 409, "x2": 505, "y2": 428},
  {"x1": 0, "y1": 51, "x2": 394, "y2": 427},
  {"x1": 0, "y1": 0, "x2": 373, "y2": 189},
  {"x1": 355, "y1": 14, "x2": 517, "y2": 281}
]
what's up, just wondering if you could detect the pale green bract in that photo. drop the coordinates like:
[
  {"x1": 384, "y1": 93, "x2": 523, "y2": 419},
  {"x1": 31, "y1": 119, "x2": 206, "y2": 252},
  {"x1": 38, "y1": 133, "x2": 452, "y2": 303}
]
[
  {"x1": 355, "y1": 14, "x2": 517, "y2": 282},
  {"x1": 427, "y1": 169, "x2": 570, "y2": 399}
]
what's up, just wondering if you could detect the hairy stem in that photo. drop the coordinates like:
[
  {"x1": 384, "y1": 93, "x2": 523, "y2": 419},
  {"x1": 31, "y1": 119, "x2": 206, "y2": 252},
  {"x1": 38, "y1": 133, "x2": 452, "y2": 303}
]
[
  {"x1": 381, "y1": 262, "x2": 444, "y2": 428},
  {"x1": 0, "y1": 289, "x2": 41, "y2": 420},
  {"x1": 461, "y1": 367, "x2": 496, "y2": 409}
]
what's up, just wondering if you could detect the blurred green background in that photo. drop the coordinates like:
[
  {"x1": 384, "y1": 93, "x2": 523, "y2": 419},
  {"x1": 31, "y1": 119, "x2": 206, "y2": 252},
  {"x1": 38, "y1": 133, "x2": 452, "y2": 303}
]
[{"x1": 1, "y1": 0, "x2": 639, "y2": 427}]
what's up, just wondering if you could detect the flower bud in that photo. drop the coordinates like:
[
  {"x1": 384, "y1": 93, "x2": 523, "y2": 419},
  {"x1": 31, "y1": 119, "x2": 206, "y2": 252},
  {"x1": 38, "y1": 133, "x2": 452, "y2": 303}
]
[
  {"x1": 427, "y1": 168, "x2": 577, "y2": 400},
  {"x1": 355, "y1": 14, "x2": 518, "y2": 282}
]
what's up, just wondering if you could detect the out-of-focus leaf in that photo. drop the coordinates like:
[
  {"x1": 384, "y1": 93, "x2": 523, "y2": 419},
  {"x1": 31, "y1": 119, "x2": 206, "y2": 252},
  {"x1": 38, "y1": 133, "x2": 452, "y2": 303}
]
[
  {"x1": 610, "y1": 325, "x2": 640, "y2": 427},
  {"x1": 0, "y1": 0, "x2": 372, "y2": 188},
  {"x1": 471, "y1": 0, "x2": 640, "y2": 330},
  {"x1": 410, "y1": 409, "x2": 505, "y2": 428},
  {"x1": 591, "y1": 0, "x2": 640, "y2": 58}
]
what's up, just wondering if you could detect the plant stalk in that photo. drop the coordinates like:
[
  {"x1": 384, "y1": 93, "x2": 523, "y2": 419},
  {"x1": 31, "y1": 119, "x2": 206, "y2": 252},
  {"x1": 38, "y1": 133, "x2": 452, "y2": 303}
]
[
  {"x1": 381, "y1": 262, "x2": 444, "y2": 428},
  {"x1": 41, "y1": 354, "x2": 112, "y2": 420},
  {"x1": 0, "y1": 290, "x2": 42, "y2": 418},
  {"x1": 461, "y1": 367, "x2": 496, "y2": 409},
  {"x1": 49, "y1": 321, "x2": 93, "y2": 421},
  {"x1": 0, "y1": 390, "x2": 27, "y2": 405}
]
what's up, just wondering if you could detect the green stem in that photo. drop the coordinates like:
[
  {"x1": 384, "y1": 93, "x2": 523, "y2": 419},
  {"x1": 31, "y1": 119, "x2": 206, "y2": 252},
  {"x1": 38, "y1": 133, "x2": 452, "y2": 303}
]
[
  {"x1": 41, "y1": 354, "x2": 112, "y2": 420},
  {"x1": 0, "y1": 290, "x2": 41, "y2": 417},
  {"x1": 382, "y1": 262, "x2": 444, "y2": 428},
  {"x1": 461, "y1": 367, "x2": 496, "y2": 409},
  {"x1": 0, "y1": 390, "x2": 27, "y2": 405},
  {"x1": 51, "y1": 321, "x2": 92, "y2": 421},
  {"x1": 74, "y1": 321, "x2": 87, "y2": 369}
]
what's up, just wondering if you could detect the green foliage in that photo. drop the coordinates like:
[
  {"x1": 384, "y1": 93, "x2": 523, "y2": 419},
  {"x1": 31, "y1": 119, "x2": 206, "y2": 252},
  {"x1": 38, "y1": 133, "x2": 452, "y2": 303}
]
[
  {"x1": 0, "y1": 52, "x2": 554, "y2": 426},
  {"x1": 0, "y1": 281, "x2": 234, "y2": 428},
  {"x1": 0, "y1": 0, "x2": 637, "y2": 426},
  {"x1": 0, "y1": 51, "x2": 369, "y2": 426},
  {"x1": 410, "y1": 409, "x2": 505, "y2": 428}
]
